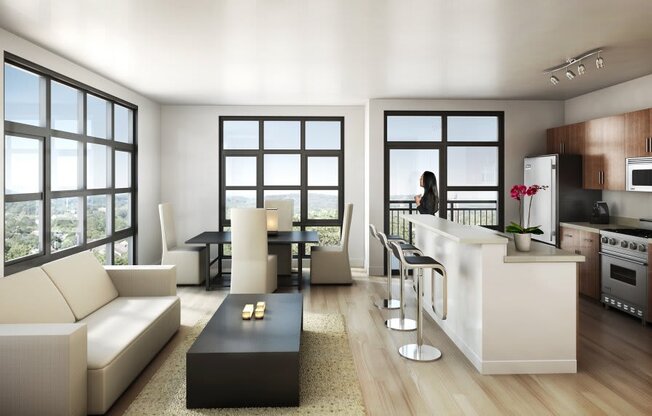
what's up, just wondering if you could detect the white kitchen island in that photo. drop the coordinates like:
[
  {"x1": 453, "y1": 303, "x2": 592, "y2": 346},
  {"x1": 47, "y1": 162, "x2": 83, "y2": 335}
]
[{"x1": 402, "y1": 214, "x2": 584, "y2": 374}]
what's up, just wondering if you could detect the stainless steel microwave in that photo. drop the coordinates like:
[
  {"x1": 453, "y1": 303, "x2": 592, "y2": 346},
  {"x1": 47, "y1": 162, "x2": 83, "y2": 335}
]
[{"x1": 627, "y1": 157, "x2": 652, "y2": 192}]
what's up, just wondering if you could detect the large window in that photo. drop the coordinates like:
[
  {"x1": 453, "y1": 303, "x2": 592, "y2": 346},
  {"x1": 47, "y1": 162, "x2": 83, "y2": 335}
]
[
  {"x1": 385, "y1": 111, "x2": 504, "y2": 247},
  {"x1": 219, "y1": 117, "x2": 344, "y2": 255},
  {"x1": 3, "y1": 55, "x2": 137, "y2": 273}
]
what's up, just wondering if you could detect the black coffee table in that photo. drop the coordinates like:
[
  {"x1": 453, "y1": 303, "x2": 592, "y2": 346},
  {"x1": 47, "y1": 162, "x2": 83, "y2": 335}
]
[{"x1": 186, "y1": 293, "x2": 304, "y2": 408}]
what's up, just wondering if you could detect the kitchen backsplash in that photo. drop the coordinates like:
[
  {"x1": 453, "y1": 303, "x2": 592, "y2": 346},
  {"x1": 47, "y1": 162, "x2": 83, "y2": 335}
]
[{"x1": 602, "y1": 191, "x2": 652, "y2": 220}]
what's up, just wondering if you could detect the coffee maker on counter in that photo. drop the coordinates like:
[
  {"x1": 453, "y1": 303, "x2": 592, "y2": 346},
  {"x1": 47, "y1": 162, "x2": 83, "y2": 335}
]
[{"x1": 590, "y1": 201, "x2": 610, "y2": 224}]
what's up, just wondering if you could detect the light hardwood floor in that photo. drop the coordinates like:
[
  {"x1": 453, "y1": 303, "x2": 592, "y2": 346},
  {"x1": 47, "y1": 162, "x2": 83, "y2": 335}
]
[{"x1": 108, "y1": 270, "x2": 652, "y2": 416}]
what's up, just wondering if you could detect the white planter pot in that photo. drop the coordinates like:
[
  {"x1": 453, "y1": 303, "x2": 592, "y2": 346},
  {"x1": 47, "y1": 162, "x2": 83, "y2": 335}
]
[{"x1": 514, "y1": 233, "x2": 532, "y2": 252}]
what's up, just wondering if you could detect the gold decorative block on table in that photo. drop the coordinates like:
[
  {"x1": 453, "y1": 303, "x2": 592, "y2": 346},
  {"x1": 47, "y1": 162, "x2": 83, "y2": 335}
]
[{"x1": 242, "y1": 304, "x2": 254, "y2": 320}]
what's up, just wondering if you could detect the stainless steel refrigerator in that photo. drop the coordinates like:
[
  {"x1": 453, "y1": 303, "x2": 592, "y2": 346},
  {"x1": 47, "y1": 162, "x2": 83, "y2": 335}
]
[{"x1": 523, "y1": 154, "x2": 601, "y2": 247}]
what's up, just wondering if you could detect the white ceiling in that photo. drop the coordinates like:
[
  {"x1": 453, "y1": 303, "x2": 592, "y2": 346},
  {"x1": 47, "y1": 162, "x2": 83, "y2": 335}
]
[{"x1": 1, "y1": 0, "x2": 652, "y2": 105}]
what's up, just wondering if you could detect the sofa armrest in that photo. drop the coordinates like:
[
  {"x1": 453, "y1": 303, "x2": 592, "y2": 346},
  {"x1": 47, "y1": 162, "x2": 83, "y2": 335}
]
[
  {"x1": 105, "y1": 265, "x2": 177, "y2": 296},
  {"x1": 0, "y1": 324, "x2": 87, "y2": 416}
]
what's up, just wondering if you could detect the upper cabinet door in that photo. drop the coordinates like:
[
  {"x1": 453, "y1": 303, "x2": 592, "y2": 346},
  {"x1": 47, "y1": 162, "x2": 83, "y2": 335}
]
[
  {"x1": 565, "y1": 122, "x2": 585, "y2": 155},
  {"x1": 546, "y1": 126, "x2": 564, "y2": 154},
  {"x1": 602, "y1": 115, "x2": 625, "y2": 191},
  {"x1": 584, "y1": 119, "x2": 604, "y2": 190},
  {"x1": 624, "y1": 109, "x2": 651, "y2": 158}
]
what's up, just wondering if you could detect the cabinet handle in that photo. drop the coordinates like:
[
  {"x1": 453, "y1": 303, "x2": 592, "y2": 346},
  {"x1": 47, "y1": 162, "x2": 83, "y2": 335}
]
[
  {"x1": 583, "y1": 238, "x2": 593, "y2": 242},
  {"x1": 560, "y1": 143, "x2": 563, "y2": 154},
  {"x1": 564, "y1": 234, "x2": 573, "y2": 238}
]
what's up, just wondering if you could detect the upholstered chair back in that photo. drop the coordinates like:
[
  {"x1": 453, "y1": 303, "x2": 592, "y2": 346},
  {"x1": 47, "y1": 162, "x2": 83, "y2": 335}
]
[{"x1": 158, "y1": 203, "x2": 177, "y2": 253}]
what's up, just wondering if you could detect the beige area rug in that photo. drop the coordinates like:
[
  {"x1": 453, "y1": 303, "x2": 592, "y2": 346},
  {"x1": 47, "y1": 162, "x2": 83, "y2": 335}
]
[{"x1": 124, "y1": 313, "x2": 365, "y2": 415}]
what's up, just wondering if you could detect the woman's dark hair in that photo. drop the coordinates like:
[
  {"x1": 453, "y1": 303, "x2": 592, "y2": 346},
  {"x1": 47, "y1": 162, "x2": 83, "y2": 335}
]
[{"x1": 419, "y1": 171, "x2": 439, "y2": 215}]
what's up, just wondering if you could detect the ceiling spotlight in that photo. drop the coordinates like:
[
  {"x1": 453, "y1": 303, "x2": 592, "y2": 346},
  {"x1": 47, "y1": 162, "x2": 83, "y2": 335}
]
[
  {"x1": 550, "y1": 75, "x2": 560, "y2": 85},
  {"x1": 577, "y1": 62, "x2": 586, "y2": 75},
  {"x1": 565, "y1": 69, "x2": 576, "y2": 80},
  {"x1": 596, "y1": 54, "x2": 604, "y2": 69}
]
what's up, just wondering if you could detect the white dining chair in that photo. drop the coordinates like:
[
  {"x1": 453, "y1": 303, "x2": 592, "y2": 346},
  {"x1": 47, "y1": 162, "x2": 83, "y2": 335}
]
[
  {"x1": 264, "y1": 199, "x2": 294, "y2": 275},
  {"x1": 230, "y1": 208, "x2": 278, "y2": 294},
  {"x1": 159, "y1": 203, "x2": 206, "y2": 285},
  {"x1": 310, "y1": 203, "x2": 353, "y2": 284}
]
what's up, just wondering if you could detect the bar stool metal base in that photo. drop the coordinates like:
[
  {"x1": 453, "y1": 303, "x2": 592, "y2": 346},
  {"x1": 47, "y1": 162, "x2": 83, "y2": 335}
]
[
  {"x1": 398, "y1": 344, "x2": 442, "y2": 361},
  {"x1": 377, "y1": 299, "x2": 401, "y2": 309},
  {"x1": 385, "y1": 318, "x2": 417, "y2": 331}
]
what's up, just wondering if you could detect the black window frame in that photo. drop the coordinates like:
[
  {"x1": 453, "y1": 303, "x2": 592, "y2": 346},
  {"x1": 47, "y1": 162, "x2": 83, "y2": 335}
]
[
  {"x1": 3, "y1": 53, "x2": 138, "y2": 274},
  {"x1": 219, "y1": 116, "x2": 345, "y2": 257},
  {"x1": 384, "y1": 110, "x2": 505, "y2": 253}
]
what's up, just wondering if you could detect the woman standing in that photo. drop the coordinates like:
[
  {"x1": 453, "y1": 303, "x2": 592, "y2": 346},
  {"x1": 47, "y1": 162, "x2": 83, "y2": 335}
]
[{"x1": 415, "y1": 171, "x2": 439, "y2": 215}]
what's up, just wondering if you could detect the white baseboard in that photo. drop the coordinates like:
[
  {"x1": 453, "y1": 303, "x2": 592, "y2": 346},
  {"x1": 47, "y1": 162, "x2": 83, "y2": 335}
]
[{"x1": 480, "y1": 360, "x2": 577, "y2": 375}]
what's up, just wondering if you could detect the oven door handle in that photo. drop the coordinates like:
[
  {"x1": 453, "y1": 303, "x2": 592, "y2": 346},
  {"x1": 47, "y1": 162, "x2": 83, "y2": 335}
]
[{"x1": 599, "y1": 251, "x2": 648, "y2": 266}]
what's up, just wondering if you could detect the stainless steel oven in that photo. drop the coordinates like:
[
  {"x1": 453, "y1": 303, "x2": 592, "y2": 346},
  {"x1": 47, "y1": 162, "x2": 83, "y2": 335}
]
[
  {"x1": 600, "y1": 229, "x2": 649, "y2": 323},
  {"x1": 626, "y1": 157, "x2": 652, "y2": 192}
]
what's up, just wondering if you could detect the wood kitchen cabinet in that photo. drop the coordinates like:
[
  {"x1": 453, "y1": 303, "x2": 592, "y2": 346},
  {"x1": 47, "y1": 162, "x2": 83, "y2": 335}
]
[
  {"x1": 579, "y1": 231, "x2": 600, "y2": 300},
  {"x1": 546, "y1": 123, "x2": 584, "y2": 155},
  {"x1": 560, "y1": 226, "x2": 600, "y2": 300},
  {"x1": 624, "y1": 109, "x2": 652, "y2": 158},
  {"x1": 583, "y1": 116, "x2": 625, "y2": 191}
]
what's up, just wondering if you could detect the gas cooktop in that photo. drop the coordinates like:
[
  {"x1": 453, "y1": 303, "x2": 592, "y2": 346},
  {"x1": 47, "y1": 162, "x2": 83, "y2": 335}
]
[{"x1": 604, "y1": 228, "x2": 652, "y2": 239}]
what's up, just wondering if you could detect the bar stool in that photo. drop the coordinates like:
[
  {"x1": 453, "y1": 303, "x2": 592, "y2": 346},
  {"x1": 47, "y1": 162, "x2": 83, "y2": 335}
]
[
  {"x1": 369, "y1": 224, "x2": 408, "y2": 310},
  {"x1": 389, "y1": 240, "x2": 448, "y2": 362},
  {"x1": 378, "y1": 232, "x2": 421, "y2": 331}
]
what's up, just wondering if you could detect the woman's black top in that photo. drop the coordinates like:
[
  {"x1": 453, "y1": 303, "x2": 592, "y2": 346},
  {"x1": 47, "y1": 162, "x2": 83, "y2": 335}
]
[{"x1": 417, "y1": 192, "x2": 439, "y2": 215}]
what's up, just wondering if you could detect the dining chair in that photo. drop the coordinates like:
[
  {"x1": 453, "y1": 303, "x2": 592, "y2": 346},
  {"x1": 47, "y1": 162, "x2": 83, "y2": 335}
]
[
  {"x1": 159, "y1": 203, "x2": 207, "y2": 285},
  {"x1": 264, "y1": 199, "x2": 294, "y2": 275},
  {"x1": 230, "y1": 208, "x2": 277, "y2": 294},
  {"x1": 310, "y1": 203, "x2": 353, "y2": 284}
]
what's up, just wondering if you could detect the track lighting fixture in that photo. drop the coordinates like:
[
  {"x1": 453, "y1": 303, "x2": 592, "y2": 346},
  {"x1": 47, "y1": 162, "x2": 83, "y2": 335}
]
[{"x1": 543, "y1": 47, "x2": 604, "y2": 85}]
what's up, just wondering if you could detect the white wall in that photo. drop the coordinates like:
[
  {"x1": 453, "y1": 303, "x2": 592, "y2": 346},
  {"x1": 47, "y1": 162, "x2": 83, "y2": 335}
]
[
  {"x1": 160, "y1": 105, "x2": 366, "y2": 267},
  {"x1": 366, "y1": 99, "x2": 564, "y2": 275},
  {"x1": 565, "y1": 74, "x2": 652, "y2": 220},
  {"x1": 0, "y1": 28, "x2": 162, "y2": 272}
]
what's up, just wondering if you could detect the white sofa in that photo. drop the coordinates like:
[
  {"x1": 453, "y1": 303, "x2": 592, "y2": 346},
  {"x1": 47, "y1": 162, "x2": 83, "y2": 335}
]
[{"x1": 0, "y1": 251, "x2": 180, "y2": 416}]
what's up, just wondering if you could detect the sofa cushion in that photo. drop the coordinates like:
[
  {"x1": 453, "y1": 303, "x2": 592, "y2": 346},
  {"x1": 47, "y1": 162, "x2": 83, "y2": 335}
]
[
  {"x1": 0, "y1": 268, "x2": 75, "y2": 324},
  {"x1": 79, "y1": 296, "x2": 179, "y2": 370},
  {"x1": 41, "y1": 251, "x2": 119, "y2": 320}
]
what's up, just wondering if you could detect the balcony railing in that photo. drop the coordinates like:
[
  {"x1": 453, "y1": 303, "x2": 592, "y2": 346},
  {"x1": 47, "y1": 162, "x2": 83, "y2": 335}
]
[{"x1": 388, "y1": 199, "x2": 499, "y2": 244}]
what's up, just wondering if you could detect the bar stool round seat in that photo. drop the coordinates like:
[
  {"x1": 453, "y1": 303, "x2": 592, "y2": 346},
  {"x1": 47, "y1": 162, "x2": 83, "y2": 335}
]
[{"x1": 389, "y1": 241, "x2": 448, "y2": 362}]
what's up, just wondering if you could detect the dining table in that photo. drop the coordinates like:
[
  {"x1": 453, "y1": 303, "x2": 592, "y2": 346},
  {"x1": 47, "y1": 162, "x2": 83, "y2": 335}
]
[{"x1": 185, "y1": 230, "x2": 320, "y2": 290}]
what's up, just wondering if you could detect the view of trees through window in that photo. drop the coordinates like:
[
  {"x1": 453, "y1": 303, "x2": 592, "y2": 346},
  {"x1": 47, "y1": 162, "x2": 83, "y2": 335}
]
[
  {"x1": 220, "y1": 117, "x2": 344, "y2": 254},
  {"x1": 3, "y1": 57, "x2": 137, "y2": 273}
]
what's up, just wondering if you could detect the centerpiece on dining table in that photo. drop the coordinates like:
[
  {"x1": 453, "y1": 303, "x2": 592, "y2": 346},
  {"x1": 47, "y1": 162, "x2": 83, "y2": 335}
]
[{"x1": 506, "y1": 184, "x2": 549, "y2": 252}]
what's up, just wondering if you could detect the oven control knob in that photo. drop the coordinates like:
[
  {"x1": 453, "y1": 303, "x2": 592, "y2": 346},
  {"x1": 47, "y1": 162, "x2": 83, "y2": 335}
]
[
  {"x1": 601, "y1": 236, "x2": 609, "y2": 243},
  {"x1": 621, "y1": 240, "x2": 629, "y2": 248},
  {"x1": 630, "y1": 242, "x2": 638, "y2": 250},
  {"x1": 639, "y1": 244, "x2": 647, "y2": 252},
  {"x1": 608, "y1": 238, "x2": 617, "y2": 245}
]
